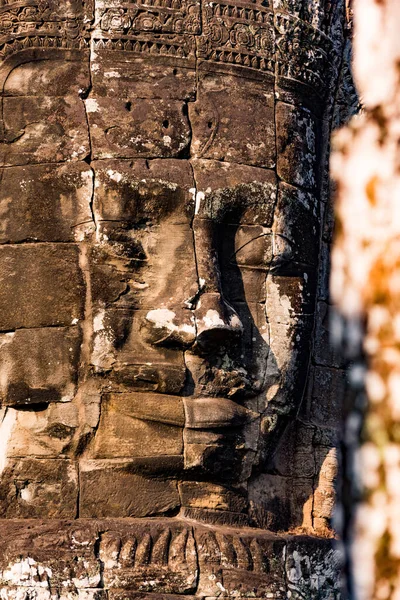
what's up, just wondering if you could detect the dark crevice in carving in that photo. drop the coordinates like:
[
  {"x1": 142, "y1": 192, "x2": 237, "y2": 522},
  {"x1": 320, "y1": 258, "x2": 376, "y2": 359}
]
[{"x1": 94, "y1": 531, "x2": 106, "y2": 588}]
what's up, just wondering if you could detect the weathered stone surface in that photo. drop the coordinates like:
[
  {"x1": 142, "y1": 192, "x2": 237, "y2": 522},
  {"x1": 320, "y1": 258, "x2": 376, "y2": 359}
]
[
  {"x1": 274, "y1": 182, "x2": 320, "y2": 266},
  {"x1": 179, "y1": 481, "x2": 247, "y2": 513},
  {"x1": 0, "y1": 163, "x2": 93, "y2": 243},
  {"x1": 196, "y1": 528, "x2": 287, "y2": 598},
  {"x1": 4, "y1": 60, "x2": 91, "y2": 97},
  {"x1": 307, "y1": 366, "x2": 347, "y2": 429},
  {"x1": 87, "y1": 98, "x2": 191, "y2": 159},
  {"x1": 318, "y1": 241, "x2": 331, "y2": 301},
  {"x1": 313, "y1": 446, "x2": 338, "y2": 533},
  {"x1": 0, "y1": 459, "x2": 78, "y2": 518},
  {"x1": 0, "y1": 97, "x2": 90, "y2": 166},
  {"x1": 192, "y1": 159, "x2": 277, "y2": 224},
  {"x1": 0, "y1": 326, "x2": 81, "y2": 406},
  {"x1": 263, "y1": 316, "x2": 314, "y2": 416},
  {"x1": 88, "y1": 393, "x2": 184, "y2": 458},
  {"x1": 0, "y1": 520, "x2": 340, "y2": 598},
  {"x1": 0, "y1": 520, "x2": 100, "y2": 593},
  {"x1": 92, "y1": 159, "x2": 194, "y2": 224},
  {"x1": 2, "y1": 402, "x2": 79, "y2": 458},
  {"x1": 248, "y1": 473, "x2": 314, "y2": 532},
  {"x1": 271, "y1": 422, "x2": 316, "y2": 479},
  {"x1": 79, "y1": 463, "x2": 180, "y2": 518},
  {"x1": 0, "y1": 244, "x2": 84, "y2": 330},
  {"x1": 91, "y1": 56, "x2": 196, "y2": 100},
  {"x1": 266, "y1": 272, "x2": 317, "y2": 322},
  {"x1": 276, "y1": 102, "x2": 318, "y2": 190},
  {"x1": 190, "y1": 72, "x2": 275, "y2": 168},
  {"x1": 285, "y1": 538, "x2": 343, "y2": 600},
  {"x1": 98, "y1": 522, "x2": 197, "y2": 593},
  {"x1": 314, "y1": 301, "x2": 345, "y2": 368}
]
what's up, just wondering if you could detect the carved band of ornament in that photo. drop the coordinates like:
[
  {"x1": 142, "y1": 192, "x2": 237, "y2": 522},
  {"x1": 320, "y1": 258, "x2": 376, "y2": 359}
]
[
  {"x1": 0, "y1": 34, "x2": 89, "y2": 57},
  {"x1": 95, "y1": 5, "x2": 201, "y2": 36},
  {"x1": 93, "y1": 34, "x2": 192, "y2": 57},
  {"x1": 98, "y1": 526, "x2": 271, "y2": 574},
  {"x1": 0, "y1": 5, "x2": 336, "y2": 94}
]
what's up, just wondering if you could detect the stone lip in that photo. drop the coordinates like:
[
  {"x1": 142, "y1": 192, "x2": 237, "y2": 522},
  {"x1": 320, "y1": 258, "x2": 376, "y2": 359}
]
[{"x1": 183, "y1": 397, "x2": 259, "y2": 429}]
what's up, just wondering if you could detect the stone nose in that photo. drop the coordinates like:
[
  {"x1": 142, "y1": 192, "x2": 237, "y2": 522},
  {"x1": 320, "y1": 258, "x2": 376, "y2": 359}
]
[
  {"x1": 190, "y1": 216, "x2": 243, "y2": 353},
  {"x1": 194, "y1": 292, "x2": 243, "y2": 353}
]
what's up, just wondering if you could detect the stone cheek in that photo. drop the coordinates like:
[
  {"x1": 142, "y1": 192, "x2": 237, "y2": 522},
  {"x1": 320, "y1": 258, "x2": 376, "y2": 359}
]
[
  {"x1": 0, "y1": 459, "x2": 78, "y2": 518},
  {"x1": 0, "y1": 244, "x2": 84, "y2": 330},
  {"x1": 0, "y1": 163, "x2": 94, "y2": 244}
]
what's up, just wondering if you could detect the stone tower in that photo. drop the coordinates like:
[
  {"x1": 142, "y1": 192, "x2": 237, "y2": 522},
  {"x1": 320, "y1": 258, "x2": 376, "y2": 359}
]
[{"x1": 0, "y1": 1, "x2": 349, "y2": 598}]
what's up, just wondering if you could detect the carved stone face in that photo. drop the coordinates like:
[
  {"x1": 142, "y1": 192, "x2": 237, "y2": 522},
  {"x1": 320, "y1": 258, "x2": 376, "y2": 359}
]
[
  {"x1": 0, "y1": 0, "x2": 329, "y2": 525},
  {"x1": 88, "y1": 155, "x2": 318, "y2": 493}
]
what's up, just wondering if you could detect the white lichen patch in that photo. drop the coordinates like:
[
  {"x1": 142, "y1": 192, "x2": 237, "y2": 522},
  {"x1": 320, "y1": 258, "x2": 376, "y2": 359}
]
[
  {"x1": 104, "y1": 71, "x2": 121, "y2": 78},
  {"x1": 145, "y1": 309, "x2": 196, "y2": 336},
  {"x1": 1, "y1": 558, "x2": 51, "y2": 588},
  {"x1": 91, "y1": 309, "x2": 116, "y2": 370},
  {"x1": 146, "y1": 308, "x2": 176, "y2": 329},
  {"x1": 0, "y1": 409, "x2": 16, "y2": 475},
  {"x1": 84, "y1": 99, "x2": 100, "y2": 113},
  {"x1": 202, "y1": 309, "x2": 225, "y2": 328},
  {"x1": 195, "y1": 191, "x2": 205, "y2": 215},
  {"x1": 106, "y1": 169, "x2": 123, "y2": 183}
]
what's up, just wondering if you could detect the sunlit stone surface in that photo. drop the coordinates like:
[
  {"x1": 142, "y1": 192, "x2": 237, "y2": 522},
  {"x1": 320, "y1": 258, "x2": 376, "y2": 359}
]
[{"x1": 0, "y1": 1, "x2": 353, "y2": 598}]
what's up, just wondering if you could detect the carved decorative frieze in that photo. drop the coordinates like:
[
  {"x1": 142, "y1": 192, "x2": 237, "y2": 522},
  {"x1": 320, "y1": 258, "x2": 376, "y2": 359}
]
[
  {"x1": 0, "y1": 1, "x2": 93, "y2": 59},
  {"x1": 197, "y1": 0, "x2": 274, "y2": 73},
  {"x1": 0, "y1": 0, "x2": 337, "y2": 97}
]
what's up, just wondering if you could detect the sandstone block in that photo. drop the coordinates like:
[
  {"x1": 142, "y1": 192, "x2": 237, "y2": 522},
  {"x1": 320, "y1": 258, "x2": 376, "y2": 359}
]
[
  {"x1": 0, "y1": 244, "x2": 84, "y2": 330},
  {"x1": 309, "y1": 366, "x2": 347, "y2": 429},
  {"x1": 92, "y1": 158, "x2": 194, "y2": 224},
  {"x1": 91, "y1": 56, "x2": 196, "y2": 100},
  {"x1": 191, "y1": 159, "x2": 277, "y2": 224},
  {"x1": 87, "y1": 97, "x2": 191, "y2": 159},
  {"x1": 266, "y1": 271, "x2": 317, "y2": 323},
  {"x1": 190, "y1": 73, "x2": 275, "y2": 168},
  {"x1": 0, "y1": 459, "x2": 78, "y2": 518},
  {"x1": 274, "y1": 181, "x2": 320, "y2": 266},
  {"x1": 248, "y1": 473, "x2": 314, "y2": 532},
  {"x1": 0, "y1": 163, "x2": 93, "y2": 243},
  {"x1": 272, "y1": 421, "x2": 316, "y2": 479},
  {"x1": 0, "y1": 326, "x2": 81, "y2": 406},
  {"x1": 265, "y1": 316, "x2": 314, "y2": 415},
  {"x1": 79, "y1": 462, "x2": 180, "y2": 517},
  {"x1": 1, "y1": 97, "x2": 89, "y2": 166},
  {"x1": 4, "y1": 60, "x2": 90, "y2": 97},
  {"x1": 88, "y1": 392, "x2": 184, "y2": 459},
  {"x1": 276, "y1": 102, "x2": 318, "y2": 190},
  {"x1": 314, "y1": 301, "x2": 345, "y2": 368},
  {"x1": 4, "y1": 401, "x2": 79, "y2": 458},
  {"x1": 179, "y1": 481, "x2": 247, "y2": 513}
]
